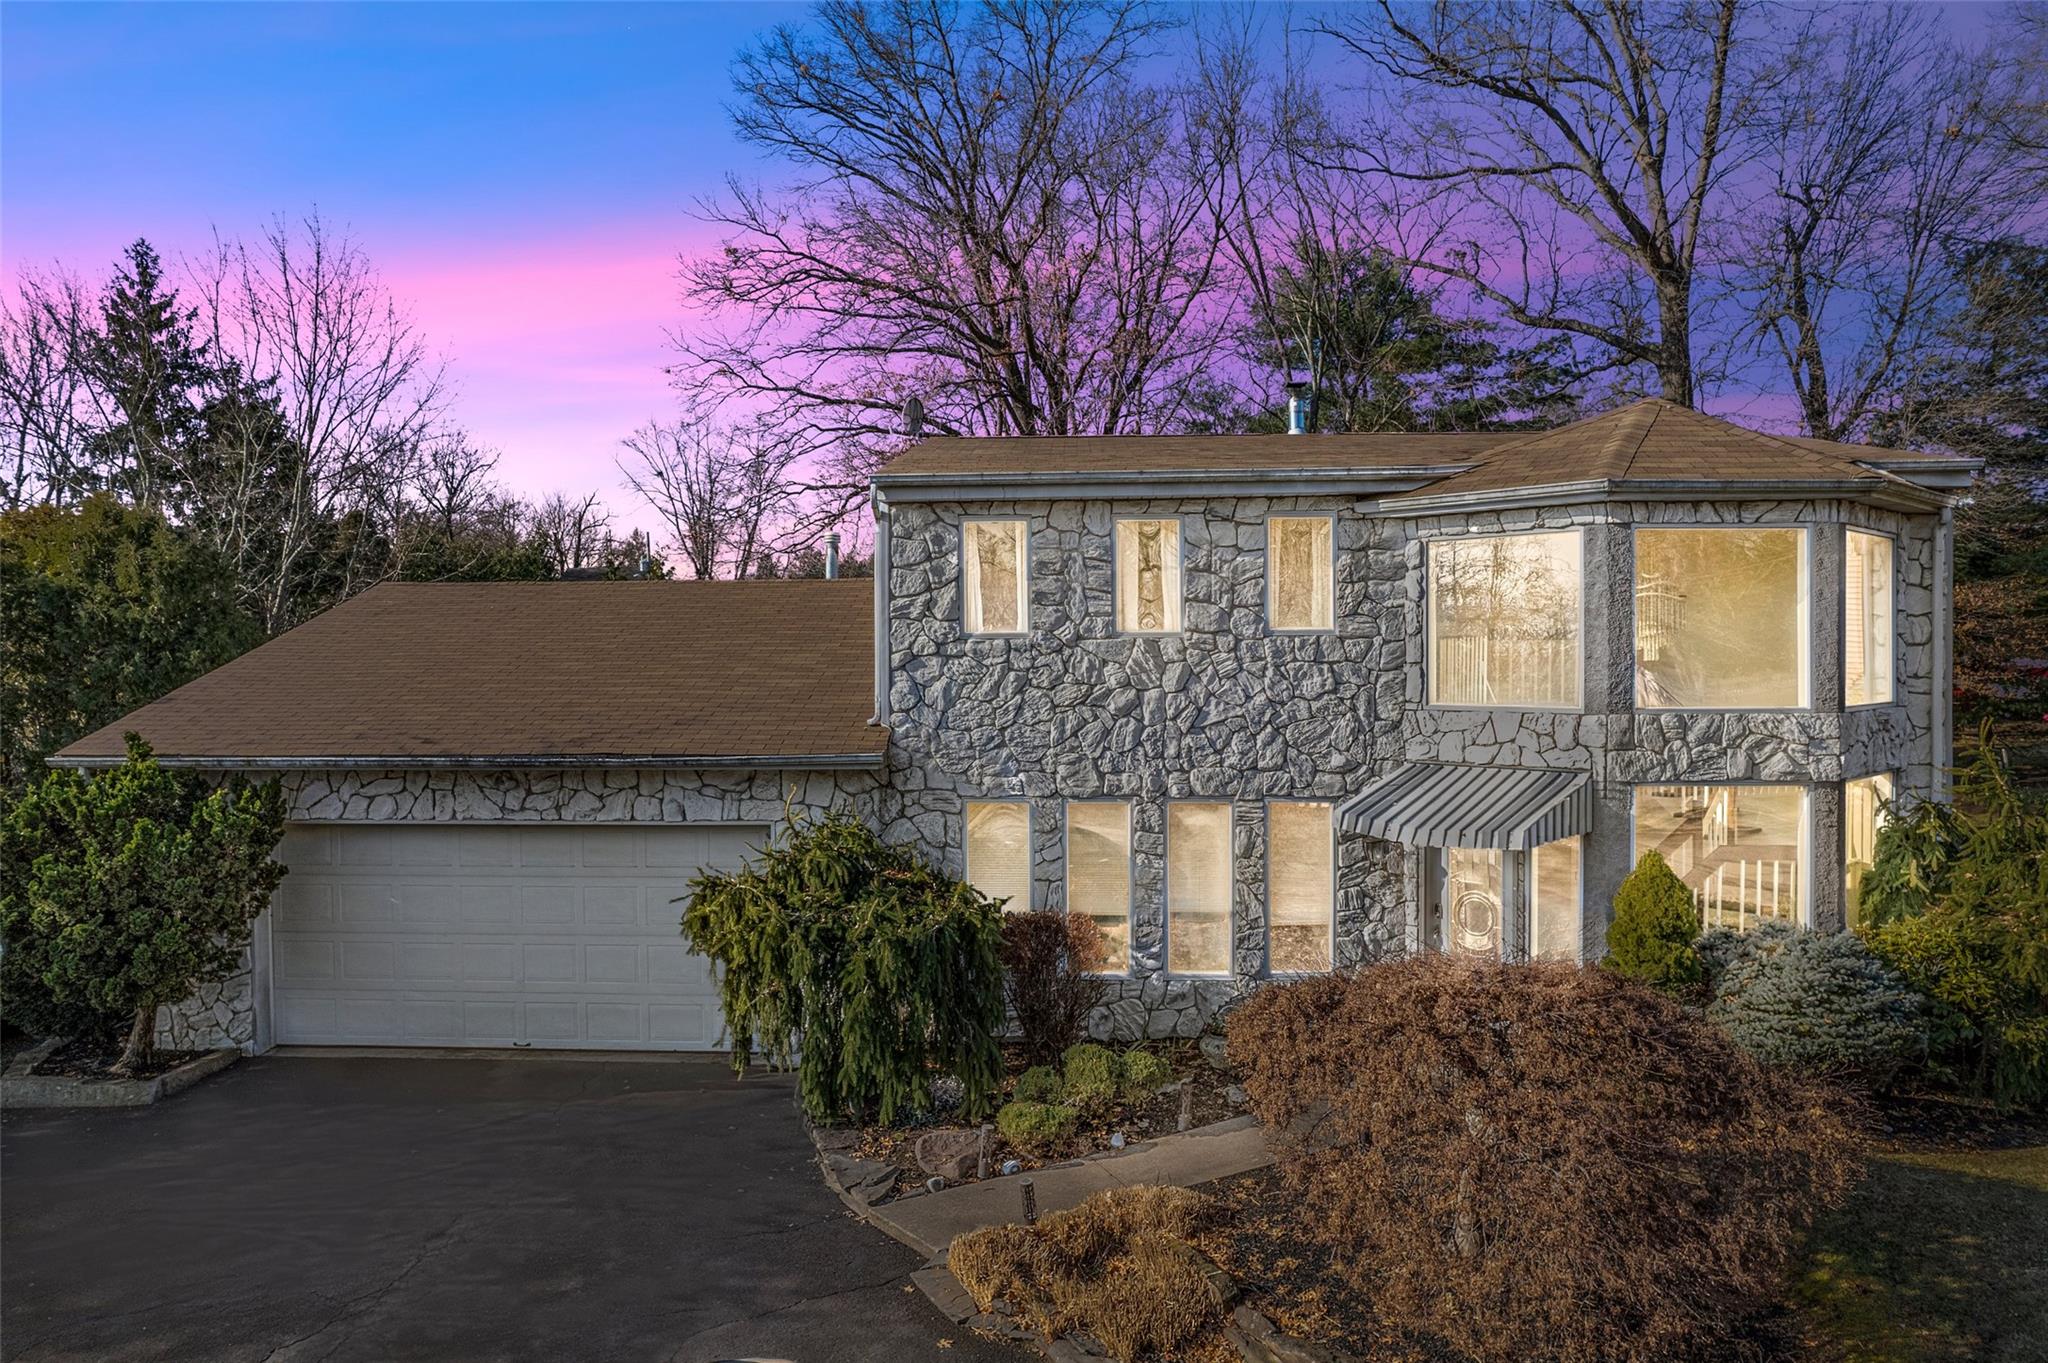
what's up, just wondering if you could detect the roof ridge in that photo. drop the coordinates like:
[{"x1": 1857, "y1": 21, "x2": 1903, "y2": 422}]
[{"x1": 1607, "y1": 401, "x2": 1663, "y2": 478}]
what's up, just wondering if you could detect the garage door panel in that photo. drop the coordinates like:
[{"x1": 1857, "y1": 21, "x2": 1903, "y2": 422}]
[{"x1": 271, "y1": 823, "x2": 755, "y2": 1050}]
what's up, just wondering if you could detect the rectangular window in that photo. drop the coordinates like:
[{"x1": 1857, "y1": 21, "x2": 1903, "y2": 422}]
[
  {"x1": 1445, "y1": 848, "x2": 1504, "y2": 956},
  {"x1": 1531, "y1": 836, "x2": 1583, "y2": 961},
  {"x1": 1634, "y1": 527, "x2": 1809, "y2": 709},
  {"x1": 1267, "y1": 803, "x2": 1333, "y2": 972},
  {"x1": 1167, "y1": 803, "x2": 1232, "y2": 974},
  {"x1": 962, "y1": 520, "x2": 1028, "y2": 634},
  {"x1": 1427, "y1": 532, "x2": 1583, "y2": 708},
  {"x1": 1115, "y1": 519, "x2": 1182, "y2": 633},
  {"x1": 965, "y1": 801, "x2": 1031, "y2": 912},
  {"x1": 1066, "y1": 803, "x2": 1131, "y2": 973},
  {"x1": 1633, "y1": 785, "x2": 1807, "y2": 930},
  {"x1": 1844, "y1": 773, "x2": 1895, "y2": 932},
  {"x1": 1845, "y1": 530, "x2": 1894, "y2": 706},
  {"x1": 1268, "y1": 516, "x2": 1334, "y2": 631}
]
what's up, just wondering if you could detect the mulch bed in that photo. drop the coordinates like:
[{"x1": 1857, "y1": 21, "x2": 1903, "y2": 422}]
[
  {"x1": 1865, "y1": 1090, "x2": 2048, "y2": 1152},
  {"x1": 851, "y1": 1039, "x2": 1244, "y2": 1198},
  {"x1": 25, "y1": 1039, "x2": 205, "y2": 1082}
]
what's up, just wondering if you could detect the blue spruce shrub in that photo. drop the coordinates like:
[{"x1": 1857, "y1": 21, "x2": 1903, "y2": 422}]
[{"x1": 1704, "y1": 921, "x2": 1930, "y2": 1086}]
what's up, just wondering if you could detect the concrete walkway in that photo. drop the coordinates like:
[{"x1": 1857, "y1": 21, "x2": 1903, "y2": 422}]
[{"x1": 865, "y1": 1115, "x2": 1272, "y2": 1257}]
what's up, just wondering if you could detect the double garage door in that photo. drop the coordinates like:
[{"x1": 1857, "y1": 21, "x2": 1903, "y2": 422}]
[{"x1": 270, "y1": 822, "x2": 764, "y2": 1050}]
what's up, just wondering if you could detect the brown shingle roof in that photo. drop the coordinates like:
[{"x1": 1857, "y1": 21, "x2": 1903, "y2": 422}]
[
  {"x1": 54, "y1": 580, "x2": 885, "y2": 767},
  {"x1": 875, "y1": 399, "x2": 1969, "y2": 500},
  {"x1": 875, "y1": 431, "x2": 1501, "y2": 478}
]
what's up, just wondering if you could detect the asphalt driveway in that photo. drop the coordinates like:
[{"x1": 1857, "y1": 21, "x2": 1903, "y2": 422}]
[{"x1": 1, "y1": 1054, "x2": 1020, "y2": 1363}]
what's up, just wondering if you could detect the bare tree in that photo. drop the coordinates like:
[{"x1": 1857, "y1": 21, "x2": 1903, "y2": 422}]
[
  {"x1": 618, "y1": 408, "x2": 803, "y2": 579},
  {"x1": 1736, "y1": 8, "x2": 2038, "y2": 442},
  {"x1": 677, "y1": 0, "x2": 1233, "y2": 490},
  {"x1": 1319, "y1": 0, "x2": 1766, "y2": 407},
  {"x1": 0, "y1": 270, "x2": 95, "y2": 508},
  {"x1": 526, "y1": 491, "x2": 613, "y2": 573},
  {"x1": 192, "y1": 212, "x2": 447, "y2": 628}
]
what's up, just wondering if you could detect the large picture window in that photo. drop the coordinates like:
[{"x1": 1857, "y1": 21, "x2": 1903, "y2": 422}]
[
  {"x1": 1267, "y1": 803, "x2": 1333, "y2": 973},
  {"x1": 1166, "y1": 803, "x2": 1232, "y2": 974},
  {"x1": 1845, "y1": 530, "x2": 1894, "y2": 706},
  {"x1": 962, "y1": 520, "x2": 1028, "y2": 634},
  {"x1": 1634, "y1": 527, "x2": 1808, "y2": 709},
  {"x1": 1066, "y1": 803, "x2": 1132, "y2": 973},
  {"x1": 1268, "y1": 516, "x2": 1334, "y2": 631},
  {"x1": 1634, "y1": 785, "x2": 1806, "y2": 929},
  {"x1": 1115, "y1": 519, "x2": 1182, "y2": 633},
  {"x1": 965, "y1": 801, "x2": 1031, "y2": 912},
  {"x1": 1844, "y1": 773, "x2": 1894, "y2": 931},
  {"x1": 1531, "y1": 835, "x2": 1583, "y2": 961},
  {"x1": 1428, "y1": 532, "x2": 1582, "y2": 708}
]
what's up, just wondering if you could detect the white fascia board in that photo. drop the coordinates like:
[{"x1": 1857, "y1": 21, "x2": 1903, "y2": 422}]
[
  {"x1": 870, "y1": 466, "x2": 1476, "y2": 502},
  {"x1": 52, "y1": 752, "x2": 890, "y2": 773}
]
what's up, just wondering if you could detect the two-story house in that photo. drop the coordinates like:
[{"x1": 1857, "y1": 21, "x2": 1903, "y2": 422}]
[{"x1": 59, "y1": 399, "x2": 1976, "y2": 1051}]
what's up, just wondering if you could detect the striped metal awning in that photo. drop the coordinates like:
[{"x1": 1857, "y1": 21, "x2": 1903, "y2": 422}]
[{"x1": 1336, "y1": 762, "x2": 1593, "y2": 850}]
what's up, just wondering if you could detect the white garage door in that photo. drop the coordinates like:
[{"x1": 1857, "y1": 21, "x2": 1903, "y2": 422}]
[{"x1": 269, "y1": 823, "x2": 762, "y2": 1050}]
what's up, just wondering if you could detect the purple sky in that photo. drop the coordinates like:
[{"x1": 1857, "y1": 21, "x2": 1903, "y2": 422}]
[
  {"x1": 2, "y1": 1, "x2": 802, "y2": 523},
  {"x1": 1, "y1": 1, "x2": 2015, "y2": 528}
]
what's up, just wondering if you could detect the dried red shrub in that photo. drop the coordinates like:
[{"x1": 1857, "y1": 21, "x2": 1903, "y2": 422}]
[
  {"x1": 1226, "y1": 957, "x2": 1862, "y2": 1363},
  {"x1": 1001, "y1": 910, "x2": 1108, "y2": 1064}
]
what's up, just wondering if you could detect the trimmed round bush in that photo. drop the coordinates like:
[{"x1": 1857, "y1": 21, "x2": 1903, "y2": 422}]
[
  {"x1": 1704, "y1": 923, "x2": 1929, "y2": 1086},
  {"x1": 1605, "y1": 850, "x2": 1704, "y2": 990},
  {"x1": 1061, "y1": 1043, "x2": 1120, "y2": 1114},
  {"x1": 997, "y1": 1100, "x2": 1078, "y2": 1153},
  {"x1": 1227, "y1": 957, "x2": 1861, "y2": 1363},
  {"x1": 1119, "y1": 1048, "x2": 1174, "y2": 1101},
  {"x1": 1014, "y1": 1064, "x2": 1064, "y2": 1106}
]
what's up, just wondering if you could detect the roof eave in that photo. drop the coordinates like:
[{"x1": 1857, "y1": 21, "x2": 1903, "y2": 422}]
[
  {"x1": 47, "y1": 751, "x2": 891, "y2": 773},
  {"x1": 1372, "y1": 476, "x2": 1947, "y2": 516},
  {"x1": 871, "y1": 465, "x2": 1478, "y2": 502}
]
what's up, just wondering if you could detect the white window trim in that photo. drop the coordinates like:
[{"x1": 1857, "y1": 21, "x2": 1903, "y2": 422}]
[
  {"x1": 1844, "y1": 526, "x2": 1898, "y2": 711},
  {"x1": 961, "y1": 518, "x2": 1030, "y2": 637},
  {"x1": 964, "y1": 799, "x2": 1032, "y2": 912},
  {"x1": 1112, "y1": 516, "x2": 1187, "y2": 636},
  {"x1": 1630, "y1": 524, "x2": 1814, "y2": 713},
  {"x1": 1164, "y1": 800, "x2": 1234, "y2": 978},
  {"x1": 1265, "y1": 515, "x2": 1338, "y2": 635},
  {"x1": 1264, "y1": 799, "x2": 1336, "y2": 976},
  {"x1": 1423, "y1": 527, "x2": 1588, "y2": 712},
  {"x1": 1627, "y1": 782, "x2": 1813, "y2": 929},
  {"x1": 1065, "y1": 799, "x2": 1133, "y2": 976}
]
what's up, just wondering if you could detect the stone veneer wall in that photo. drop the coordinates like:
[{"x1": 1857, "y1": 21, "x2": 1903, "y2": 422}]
[
  {"x1": 159, "y1": 766, "x2": 887, "y2": 1051},
  {"x1": 883, "y1": 496, "x2": 1416, "y2": 1042}
]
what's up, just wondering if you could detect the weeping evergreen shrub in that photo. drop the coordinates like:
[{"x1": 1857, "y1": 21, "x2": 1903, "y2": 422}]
[{"x1": 680, "y1": 808, "x2": 1005, "y2": 1125}]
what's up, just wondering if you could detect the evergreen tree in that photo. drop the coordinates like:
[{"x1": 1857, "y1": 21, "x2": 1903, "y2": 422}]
[{"x1": 80, "y1": 240, "x2": 213, "y2": 512}]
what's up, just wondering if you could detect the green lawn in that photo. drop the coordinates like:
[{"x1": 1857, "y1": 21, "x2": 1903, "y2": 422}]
[{"x1": 1792, "y1": 1144, "x2": 2048, "y2": 1363}]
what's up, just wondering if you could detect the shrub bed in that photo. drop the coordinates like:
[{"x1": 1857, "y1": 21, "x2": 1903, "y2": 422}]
[{"x1": 1227, "y1": 957, "x2": 1861, "y2": 1363}]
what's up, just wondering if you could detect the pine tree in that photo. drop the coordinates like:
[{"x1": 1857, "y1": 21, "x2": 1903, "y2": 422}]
[{"x1": 82, "y1": 239, "x2": 214, "y2": 512}]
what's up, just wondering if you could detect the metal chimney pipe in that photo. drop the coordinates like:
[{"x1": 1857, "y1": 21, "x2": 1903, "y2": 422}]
[
  {"x1": 1285, "y1": 383, "x2": 1310, "y2": 435},
  {"x1": 824, "y1": 533, "x2": 841, "y2": 580}
]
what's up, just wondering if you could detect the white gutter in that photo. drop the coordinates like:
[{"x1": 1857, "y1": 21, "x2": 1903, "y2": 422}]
[
  {"x1": 1371, "y1": 476, "x2": 1951, "y2": 517},
  {"x1": 871, "y1": 465, "x2": 1475, "y2": 502}
]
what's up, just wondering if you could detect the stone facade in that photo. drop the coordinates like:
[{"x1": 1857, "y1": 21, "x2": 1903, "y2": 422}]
[{"x1": 878, "y1": 488, "x2": 1948, "y2": 1034}]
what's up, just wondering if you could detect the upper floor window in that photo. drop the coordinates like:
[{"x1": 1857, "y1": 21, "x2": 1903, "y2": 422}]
[
  {"x1": 1634, "y1": 527, "x2": 1808, "y2": 709},
  {"x1": 965, "y1": 801, "x2": 1031, "y2": 911},
  {"x1": 1268, "y1": 516, "x2": 1333, "y2": 631},
  {"x1": 1845, "y1": 530, "x2": 1894, "y2": 707},
  {"x1": 1115, "y1": 519, "x2": 1181, "y2": 633},
  {"x1": 1427, "y1": 531, "x2": 1583, "y2": 708},
  {"x1": 962, "y1": 520, "x2": 1028, "y2": 634}
]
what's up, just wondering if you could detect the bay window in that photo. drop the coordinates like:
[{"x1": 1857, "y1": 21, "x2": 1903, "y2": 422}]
[
  {"x1": 1427, "y1": 531, "x2": 1583, "y2": 708},
  {"x1": 1115, "y1": 519, "x2": 1182, "y2": 633},
  {"x1": 1633, "y1": 784, "x2": 1807, "y2": 929},
  {"x1": 1634, "y1": 527, "x2": 1809, "y2": 709},
  {"x1": 965, "y1": 801, "x2": 1031, "y2": 912},
  {"x1": 1166, "y1": 803, "x2": 1232, "y2": 974},
  {"x1": 1066, "y1": 802, "x2": 1132, "y2": 972},
  {"x1": 1844, "y1": 773, "x2": 1894, "y2": 931},
  {"x1": 1267, "y1": 803, "x2": 1333, "y2": 972},
  {"x1": 962, "y1": 520, "x2": 1028, "y2": 634},
  {"x1": 1845, "y1": 530, "x2": 1894, "y2": 706},
  {"x1": 1268, "y1": 516, "x2": 1334, "y2": 631}
]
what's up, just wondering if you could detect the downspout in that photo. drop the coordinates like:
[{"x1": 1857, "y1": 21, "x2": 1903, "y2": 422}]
[
  {"x1": 871, "y1": 486, "x2": 890, "y2": 725},
  {"x1": 1934, "y1": 503, "x2": 1955, "y2": 798}
]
